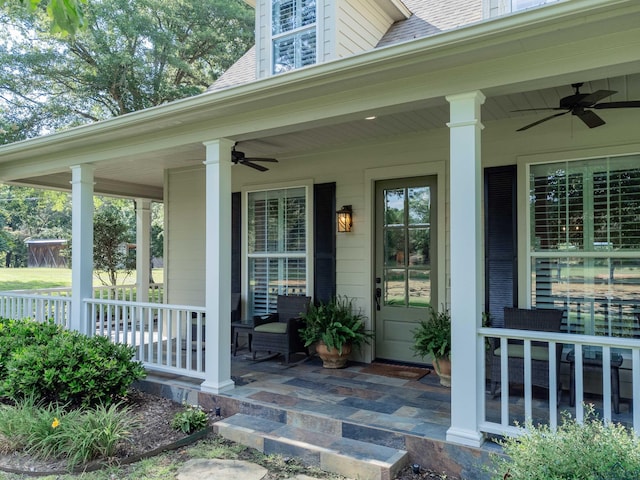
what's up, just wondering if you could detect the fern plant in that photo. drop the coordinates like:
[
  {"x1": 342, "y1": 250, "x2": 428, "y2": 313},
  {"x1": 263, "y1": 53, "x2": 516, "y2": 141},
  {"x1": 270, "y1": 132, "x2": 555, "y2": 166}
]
[
  {"x1": 412, "y1": 304, "x2": 451, "y2": 360},
  {"x1": 300, "y1": 296, "x2": 372, "y2": 355}
]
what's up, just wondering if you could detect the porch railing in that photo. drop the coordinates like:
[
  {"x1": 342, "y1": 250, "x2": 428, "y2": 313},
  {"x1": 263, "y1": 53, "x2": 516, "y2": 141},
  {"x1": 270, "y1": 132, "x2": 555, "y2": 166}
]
[
  {"x1": 479, "y1": 327, "x2": 640, "y2": 437},
  {"x1": 87, "y1": 298, "x2": 206, "y2": 379},
  {"x1": 0, "y1": 293, "x2": 71, "y2": 328},
  {"x1": 17, "y1": 283, "x2": 164, "y2": 304}
]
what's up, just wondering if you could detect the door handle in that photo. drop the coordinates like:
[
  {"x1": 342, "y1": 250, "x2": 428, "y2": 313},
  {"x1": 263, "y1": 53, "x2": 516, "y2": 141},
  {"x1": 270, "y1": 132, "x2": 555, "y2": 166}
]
[{"x1": 375, "y1": 287, "x2": 381, "y2": 311}]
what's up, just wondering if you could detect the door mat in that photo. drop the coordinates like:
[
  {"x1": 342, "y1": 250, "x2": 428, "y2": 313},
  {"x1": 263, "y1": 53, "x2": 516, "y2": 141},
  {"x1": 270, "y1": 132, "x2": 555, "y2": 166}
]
[{"x1": 360, "y1": 362, "x2": 430, "y2": 381}]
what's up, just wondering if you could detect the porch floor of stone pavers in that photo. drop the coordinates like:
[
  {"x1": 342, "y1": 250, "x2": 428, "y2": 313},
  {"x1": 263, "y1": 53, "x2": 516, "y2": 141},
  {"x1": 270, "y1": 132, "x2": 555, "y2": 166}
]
[{"x1": 138, "y1": 349, "x2": 635, "y2": 479}]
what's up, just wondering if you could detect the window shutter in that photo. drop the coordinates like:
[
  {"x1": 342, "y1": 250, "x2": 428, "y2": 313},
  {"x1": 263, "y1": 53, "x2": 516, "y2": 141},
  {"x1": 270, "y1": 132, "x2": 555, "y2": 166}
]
[
  {"x1": 314, "y1": 183, "x2": 336, "y2": 303},
  {"x1": 485, "y1": 166, "x2": 518, "y2": 328}
]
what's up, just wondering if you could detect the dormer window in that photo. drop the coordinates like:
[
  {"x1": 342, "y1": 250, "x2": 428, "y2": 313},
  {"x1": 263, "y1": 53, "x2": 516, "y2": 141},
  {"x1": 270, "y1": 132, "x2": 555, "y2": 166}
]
[
  {"x1": 484, "y1": 0, "x2": 558, "y2": 18},
  {"x1": 272, "y1": 0, "x2": 316, "y2": 74}
]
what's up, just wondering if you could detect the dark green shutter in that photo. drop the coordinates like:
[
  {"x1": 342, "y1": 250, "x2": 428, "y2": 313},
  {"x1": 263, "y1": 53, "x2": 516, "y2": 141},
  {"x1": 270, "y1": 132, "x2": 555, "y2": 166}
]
[
  {"x1": 314, "y1": 183, "x2": 336, "y2": 303},
  {"x1": 232, "y1": 191, "x2": 241, "y2": 301},
  {"x1": 484, "y1": 166, "x2": 517, "y2": 328}
]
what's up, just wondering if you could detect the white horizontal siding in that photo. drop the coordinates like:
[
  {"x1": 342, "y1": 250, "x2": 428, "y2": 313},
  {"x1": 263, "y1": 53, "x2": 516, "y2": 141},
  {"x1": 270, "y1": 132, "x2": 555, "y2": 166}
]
[
  {"x1": 165, "y1": 167, "x2": 205, "y2": 307},
  {"x1": 335, "y1": 0, "x2": 393, "y2": 57}
]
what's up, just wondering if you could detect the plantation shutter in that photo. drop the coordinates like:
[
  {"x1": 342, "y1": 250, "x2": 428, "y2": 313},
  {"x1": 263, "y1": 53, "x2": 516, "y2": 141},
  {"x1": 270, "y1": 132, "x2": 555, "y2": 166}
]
[
  {"x1": 247, "y1": 187, "x2": 307, "y2": 316},
  {"x1": 484, "y1": 165, "x2": 518, "y2": 328}
]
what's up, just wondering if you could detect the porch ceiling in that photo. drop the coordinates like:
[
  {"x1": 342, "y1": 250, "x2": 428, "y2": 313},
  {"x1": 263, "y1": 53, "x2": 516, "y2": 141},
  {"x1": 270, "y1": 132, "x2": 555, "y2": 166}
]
[
  {"x1": 1, "y1": 0, "x2": 639, "y2": 199},
  {"x1": 11, "y1": 73, "x2": 640, "y2": 199}
]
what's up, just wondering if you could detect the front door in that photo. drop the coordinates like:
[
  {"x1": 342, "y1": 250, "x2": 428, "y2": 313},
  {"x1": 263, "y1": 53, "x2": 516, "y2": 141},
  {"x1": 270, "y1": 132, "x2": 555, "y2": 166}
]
[{"x1": 375, "y1": 177, "x2": 437, "y2": 363}]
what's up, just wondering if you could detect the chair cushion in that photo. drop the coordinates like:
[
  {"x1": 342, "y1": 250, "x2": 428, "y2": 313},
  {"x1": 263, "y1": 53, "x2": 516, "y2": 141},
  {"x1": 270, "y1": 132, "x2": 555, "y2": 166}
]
[
  {"x1": 254, "y1": 322, "x2": 288, "y2": 334},
  {"x1": 494, "y1": 345, "x2": 550, "y2": 362}
]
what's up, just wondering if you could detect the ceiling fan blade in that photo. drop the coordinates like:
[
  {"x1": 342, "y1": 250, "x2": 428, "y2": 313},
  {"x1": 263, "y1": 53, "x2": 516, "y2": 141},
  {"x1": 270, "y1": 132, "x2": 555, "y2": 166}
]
[
  {"x1": 243, "y1": 157, "x2": 278, "y2": 163},
  {"x1": 576, "y1": 109, "x2": 605, "y2": 128},
  {"x1": 516, "y1": 111, "x2": 569, "y2": 131},
  {"x1": 242, "y1": 160, "x2": 269, "y2": 172},
  {"x1": 512, "y1": 108, "x2": 563, "y2": 112},
  {"x1": 580, "y1": 89, "x2": 616, "y2": 106},
  {"x1": 593, "y1": 101, "x2": 640, "y2": 109}
]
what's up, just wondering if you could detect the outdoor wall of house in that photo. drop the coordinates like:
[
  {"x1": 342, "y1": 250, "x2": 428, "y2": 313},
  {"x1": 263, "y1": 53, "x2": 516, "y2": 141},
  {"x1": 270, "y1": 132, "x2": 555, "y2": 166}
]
[
  {"x1": 332, "y1": 0, "x2": 396, "y2": 58},
  {"x1": 254, "y1": 0, "x2": 403, "y2": 78},
  {"x1": 164, "y1": 165, "x2": 206, "y2": 307},
  {"x1": 162, "y1": 105, "x2": 639, "y2": 366}
]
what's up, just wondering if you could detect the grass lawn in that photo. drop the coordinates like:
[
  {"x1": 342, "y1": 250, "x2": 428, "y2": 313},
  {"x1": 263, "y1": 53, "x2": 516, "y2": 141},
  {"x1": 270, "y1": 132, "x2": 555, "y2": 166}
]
[{"x1": 0, "y1": 268, "x2": 164, "y2": 292}]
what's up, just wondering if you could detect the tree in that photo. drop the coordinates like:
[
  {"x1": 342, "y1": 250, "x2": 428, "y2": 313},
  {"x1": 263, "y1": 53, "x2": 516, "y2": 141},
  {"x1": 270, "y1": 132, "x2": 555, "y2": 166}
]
[
  {"x1": 0, "y1": 185, "x2": 71, "y2": 266},
  {"x1": 0, "y1": 0, "x2": 254, "y2": 143},
  {"x1": 1, "y1": 0, "x2": 86, "y2": 35},
  {"x1": 93, "y1": 203, "x2": 134, "y2": 286}
]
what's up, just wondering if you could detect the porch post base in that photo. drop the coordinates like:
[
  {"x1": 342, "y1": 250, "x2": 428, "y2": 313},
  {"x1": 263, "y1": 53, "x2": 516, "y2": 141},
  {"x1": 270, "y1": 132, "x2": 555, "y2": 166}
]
[
  {"x1": 446, "y1": 427, "x2": 485, "y2": 448},
  {"x1": 200, "y1": 378, "x2": 235, "y2": 394}
]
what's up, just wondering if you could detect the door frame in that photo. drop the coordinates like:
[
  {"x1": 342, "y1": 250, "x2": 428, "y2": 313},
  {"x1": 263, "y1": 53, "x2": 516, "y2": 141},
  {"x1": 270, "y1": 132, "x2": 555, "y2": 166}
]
[{"x1": 364, "y1": 161, "x2": 447, "y2": 362}]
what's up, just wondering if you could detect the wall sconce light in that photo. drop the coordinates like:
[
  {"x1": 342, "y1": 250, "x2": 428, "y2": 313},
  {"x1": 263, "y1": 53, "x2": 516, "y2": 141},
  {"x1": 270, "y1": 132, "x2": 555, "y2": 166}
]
[{"x1": 337, "y1": 205, "x2": 353, "y2": 233}]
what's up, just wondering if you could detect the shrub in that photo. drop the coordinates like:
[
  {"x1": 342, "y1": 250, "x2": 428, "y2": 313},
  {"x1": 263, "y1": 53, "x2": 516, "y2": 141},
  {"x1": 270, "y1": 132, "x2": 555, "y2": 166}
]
[
  {"x1": 31, "y1": 402, "x2": 139, "y2": 466},
  {"x1": 0, "y1": 397, "x2": 138, "y2": 467},
  {"x1": 0, "y1": 318, "x2": 146, "y2": 407},
  {"x1": 491, "y1": 404, "x2": 640, "y2": 480},
  {"x1": 171, "y1": 404, "x2": 209, "y2": 434}
]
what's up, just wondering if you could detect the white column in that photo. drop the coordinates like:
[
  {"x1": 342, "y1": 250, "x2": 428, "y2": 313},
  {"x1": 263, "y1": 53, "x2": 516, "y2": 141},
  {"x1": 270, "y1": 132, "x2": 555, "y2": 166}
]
[
  {"x1": 70, "y1": 164, "x2": 95, "y2": 336},
  {"x1": 445, "y1": 91, "x2": 486, "y2": 448},
  {"x1": 135, "y1": 199, "x2": 152, "y2": 303},
  {"x1": 200, "y1": 138, "x2": 235, "y2": 394}
]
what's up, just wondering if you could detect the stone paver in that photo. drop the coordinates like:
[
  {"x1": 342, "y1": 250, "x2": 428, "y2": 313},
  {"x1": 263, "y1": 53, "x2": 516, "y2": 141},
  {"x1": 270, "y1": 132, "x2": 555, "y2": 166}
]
[
  {"x1": 176, "y1": 459, "x2": 334, "y2": 480},
  {"x1": 176, "y1": 459, "x2": 267, "y2": 480}
]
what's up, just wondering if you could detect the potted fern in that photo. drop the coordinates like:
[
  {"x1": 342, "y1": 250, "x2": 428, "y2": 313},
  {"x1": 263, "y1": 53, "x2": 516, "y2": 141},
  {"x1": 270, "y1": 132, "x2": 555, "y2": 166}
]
[
  {"x1": 412, "y1": 304, "x2": 451, "y2": 386},
  {"x1": 300, "y1": 296, "x2": 372, "y2": 368}
]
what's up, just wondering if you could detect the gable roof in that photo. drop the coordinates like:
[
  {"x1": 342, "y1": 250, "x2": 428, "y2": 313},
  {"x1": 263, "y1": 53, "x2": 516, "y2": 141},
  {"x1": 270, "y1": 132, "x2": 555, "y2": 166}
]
[{"x1": 210, "y1": 0, "x2": 482, "y2": 91}]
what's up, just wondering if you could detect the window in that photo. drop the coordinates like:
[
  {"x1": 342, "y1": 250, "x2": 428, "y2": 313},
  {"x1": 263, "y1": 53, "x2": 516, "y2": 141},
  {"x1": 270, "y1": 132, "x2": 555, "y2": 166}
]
[
  {"x1": 529, "y1": 155, "x2": 640, "y2": 337},
  {"x1": 512, "y1": 0, "x2": 556, "y2": 10},
  {"x1": 247, "y1": 187, "x2": 307, "y2": 316},
  {"x1": 484, "y1": 0, "x2": 558, "y2": 18},
  {"x1": 272, "y1": 0, "x2": 316, "y2": 74}
]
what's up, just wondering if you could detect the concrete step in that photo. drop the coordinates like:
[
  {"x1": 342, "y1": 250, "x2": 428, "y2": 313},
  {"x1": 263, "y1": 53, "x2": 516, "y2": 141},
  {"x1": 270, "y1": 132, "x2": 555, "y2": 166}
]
[{"x1": 214, "y1": 413, "x2": 409, "y2": 480}]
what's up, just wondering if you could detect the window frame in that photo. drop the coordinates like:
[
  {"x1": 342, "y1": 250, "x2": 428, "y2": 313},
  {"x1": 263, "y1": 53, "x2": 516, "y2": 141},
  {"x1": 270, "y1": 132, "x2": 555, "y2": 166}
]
[
  {"x1": 521, "y1": 152, "x2": 640, "y2": 337},
  {"x1": 483, "y1": 0, "x2": 558, "y2": 18},
  {"x1": 242, "y1": 180, "x2": 314, "y2": 317},
  {"x1": 270, "y1": 0, "x2": 317, "y2": 74}
]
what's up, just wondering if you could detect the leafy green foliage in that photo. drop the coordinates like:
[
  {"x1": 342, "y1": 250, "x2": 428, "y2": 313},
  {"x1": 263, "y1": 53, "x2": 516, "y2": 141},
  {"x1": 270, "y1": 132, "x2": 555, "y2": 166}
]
[
  {"x1": 0, "y1": 397, "x2": 138, "y2": 467},
  {"x1": 491, "y1": 405, "x2": 640, "y2": 480},
  {"x1": 0, "y1": 318, "x2": 146, "y2": 407},
  {"x1": 93, "y1": 204, "x2": 135, "y2": 286},
  {"x1": 300, "y1": 296, "x2": 372, "y2": 355},
  {"x1": 0, "y1": 185, "x2": 71, "y2": 267},
  {"x1": 1, "y1": 0, "x2": 86, "y2": 35},
  {"x1": 171, "y1": 404, "x2": 209, "y2": 434},
  {"x1": 412, "y1": 304, "x2": 451, "y2": 359},
  {"x1": 0, "y1": 0, "x2": 254, "y2": 143}
]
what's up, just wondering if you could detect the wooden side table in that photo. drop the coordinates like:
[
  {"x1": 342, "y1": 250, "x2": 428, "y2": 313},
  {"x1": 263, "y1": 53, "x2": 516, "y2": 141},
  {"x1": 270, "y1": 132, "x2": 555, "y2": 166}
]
[
  {"x1": 567, "y1": 348, "x2": 623, "y2": 414},
  {"x1": 231, "y1": 321, "x2": 253, "y2": 356}
]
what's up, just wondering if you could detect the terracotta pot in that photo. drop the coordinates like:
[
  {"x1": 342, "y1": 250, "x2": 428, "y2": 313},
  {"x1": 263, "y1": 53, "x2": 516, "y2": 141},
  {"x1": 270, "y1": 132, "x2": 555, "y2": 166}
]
[
  {"x1": 433, "y1": 356, "x2": 451, "y2": 387},
  {"x1": 316, "y1": 341, "x2": 352, "y2": 369}
]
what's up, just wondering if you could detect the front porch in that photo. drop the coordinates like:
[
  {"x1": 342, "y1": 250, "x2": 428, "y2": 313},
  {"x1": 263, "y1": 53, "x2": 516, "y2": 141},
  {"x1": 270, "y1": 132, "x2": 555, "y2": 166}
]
[
  {"x1": 136, "y1": 346, "x2": 637, "y2": 479},
  {"x1": 1, "y1": 286, "x2": 640, "y2": 477}
]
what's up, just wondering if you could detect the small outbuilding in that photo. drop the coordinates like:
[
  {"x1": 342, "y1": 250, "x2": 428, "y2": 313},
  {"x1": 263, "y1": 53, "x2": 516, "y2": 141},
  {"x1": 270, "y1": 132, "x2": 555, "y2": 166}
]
[{"x1": 25, "y1": 239, "x2": 68, "y2": 268}]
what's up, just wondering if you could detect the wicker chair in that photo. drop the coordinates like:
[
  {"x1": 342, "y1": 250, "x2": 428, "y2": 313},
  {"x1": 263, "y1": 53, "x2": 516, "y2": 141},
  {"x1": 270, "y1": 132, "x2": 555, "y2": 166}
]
[
  {"x1": 490, "y1": 307, "x2": 564, "y2": 398},
  {"x1": 252, "y1": 295, "x2": 311, "y2": 363}
]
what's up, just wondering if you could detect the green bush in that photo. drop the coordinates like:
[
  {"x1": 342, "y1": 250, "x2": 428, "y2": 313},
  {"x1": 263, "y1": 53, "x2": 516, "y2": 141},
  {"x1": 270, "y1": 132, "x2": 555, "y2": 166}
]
[
  {"x1": 491, "y1": 405, "x2": 640, "y2": 480},
  {"x1": 0, "y1": 318, "x2": 146, "y2": 407},
  {"x1": 171, "y1": 404, "x2": 209, "y2": 434}
]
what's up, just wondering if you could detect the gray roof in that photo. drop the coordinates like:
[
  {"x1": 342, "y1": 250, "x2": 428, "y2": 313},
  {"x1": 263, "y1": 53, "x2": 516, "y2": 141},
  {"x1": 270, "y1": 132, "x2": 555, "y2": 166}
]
[{"x1": 210, "y1": 0, "x2": 482, "y2": 91}]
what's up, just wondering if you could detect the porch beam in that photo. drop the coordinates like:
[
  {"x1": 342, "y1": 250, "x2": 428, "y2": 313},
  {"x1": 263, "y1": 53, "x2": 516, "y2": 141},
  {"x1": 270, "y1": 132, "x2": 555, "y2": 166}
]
[
  {"x1": 201, "y1": 138, "x2": 235, "y2": 394},
  {"x1": 70, "y1": 164, "x2": 95, "y2": 335},
  {"x1": 445, "y1": 90, "x2": 485, "y2": 448},
  {"x1": 135, "y1": 199, "x2": 152, "y2": 303}
]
